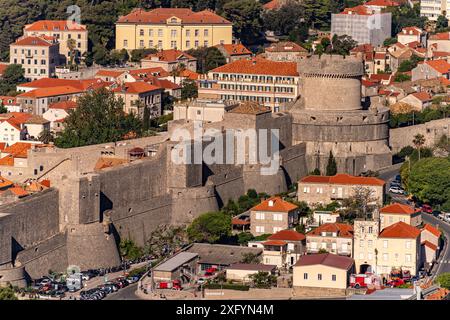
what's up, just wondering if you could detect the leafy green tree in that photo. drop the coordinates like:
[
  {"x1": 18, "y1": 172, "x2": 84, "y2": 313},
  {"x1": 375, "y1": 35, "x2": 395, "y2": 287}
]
[
  {"x1": 383, "y1": 37, "x2": 398, "y2": 46},
  {"x1": 119, "y1": 239, "x2": 143, "y2": 260},
  {"x1": 407, "y1": 157, "x2": 450, "y2": 207},
  {"x1": 187, "y1": 47, "x2": 226, "y2": 73},
  {"x1": 93, "y1": 44, "x2": 110, "y2": 66},
  {"x1": 436, "y1": 14, "x2": 449, "y2": 30},
  {"x1": 247, "y1": 189, "x2": 258, "y2": 199},
  {"x1": 110, "y1": 49, "x2": 129, "y2": 66},
  {"x1": 0, "y1": 286, "x2": 17, "y2": 300},
  {"x1": 249, "y1": 271, "x2": 277, "y2": 288},
  {"x1": 130, "y1": 48, "x2": 157, "y2": 63},
  {"x1": 237, "y1": 232, "x2": 255, "y2": 245},
  {"x1": 54, "y1": 88, "x2": 142, "y2": 148},
  {"x1": 0, "y1": 104, "x2": 7, "y2": 114},
  {"x1": 412, "y1": 133, "x2": 426, "y2": 160},
  {"x1": 310, "y1": 168, "x2": 321, "y2": 175},
  {"x1": 0, "y1": 64, "x2": 25, "y2": 95},
  {"x1": 318, "y1": 248, "x2": 328, "y2": 254},
  {"x1": 326, "y1": 34, "x2": 357, "y2": 56},
  {"x1": 326, "y1": 151, "x2": 337, "y2": 176},
  {"x1": 386, "y1": 3, "x2": 427, "y2": 35},
  {"x1": 38, "y1": 129, "x2": 53, "y2": 144},
  {"x1": 187, "y1": 211, "x2": 231, "y2": 243},
  {"x1": 436, "y1": 273, "x2": 450, "y2": 289},
  {"x1": 394, "y1": 73, "x2": 411, "y2": 82},
  {"x1": 181, "y1": 79, "x2": 198, "y2": 100},
  {"x1": 222, "y1": 0, "x2": 264, "y2": 44}
]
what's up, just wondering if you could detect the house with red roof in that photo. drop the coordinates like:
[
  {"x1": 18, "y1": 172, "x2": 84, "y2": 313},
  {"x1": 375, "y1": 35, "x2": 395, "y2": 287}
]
[
  {"x1": 215, "y1": 43, "x2": 252, "y2": 63},
  {"x1": 298, "y1": 173, "x2": 386, "y2": 207},
  {"x1": 9, "y1": 35, "x2": 60, "y2": 81},
  {"x1": 428, "y1": 32, "x2": 450, "y2": 53},
  {"x1": 250, "y1": 196, "x2": 299, "y2": 236},
  {"x1": 293, "y1": 253, "x2": 355, "y2": 293},
  {"x1": 380, "y1": 203, "x2": 422, "y2": 229},
  {"x1": 306, "y1": 223, "x2": 354, "y2": 257},
  {"x1": 264, "y1": 41, "x2": 309, "y2": 62},
  {"x1": 115, "y1": 8, "x2": 232, "y2": 51},
  {"x1": 23, "y1": 20, "x2": 88, "y2": 62},
  {"x1": 43, "y1": 100, "x2": 77, "y2": 132},
  {"x1": 112, "y1": 82, "x2": 164, "y2": 119},
  {"x1": 198, "y1": 57, "x2": 301, "y2": 112},
  {"x1": 421, "y1": 224, "x2": 441, "y2": 247},
  {"x1": 397, "y1": 26, "x2": 426, "y2": 46},
  {"x1": 141, "y1": 49, "x2": 197, "y2": 72},
  {"x1": 260, "y1": 229, "x2": 306, "y2": 268},
  {"x1": 376, "y1": 221, "x2": 422, "y2": 276},
  {"x1": 399, "y1": 91, "x2": 433, "y2": 112},
  {"x1": 0, "y1": 96, "x2": 23, "y2": 113},
  {"x1": 412, "y1": 59, "x2": 450, "y2": 82}
]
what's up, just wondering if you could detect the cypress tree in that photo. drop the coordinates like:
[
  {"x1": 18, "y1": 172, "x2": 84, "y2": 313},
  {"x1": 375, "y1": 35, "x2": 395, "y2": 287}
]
[{"x1": 326, "y1": 151, "x2": 337, "y2": 176}]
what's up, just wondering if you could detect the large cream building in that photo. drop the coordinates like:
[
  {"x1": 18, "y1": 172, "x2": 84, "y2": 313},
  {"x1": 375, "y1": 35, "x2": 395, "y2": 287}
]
[
  {"x1": 23, "y1": 20, "x2": 88, "y2": 63},
  {"x1": 115, "y1": 8, "x2": 233, "y2": 51}
]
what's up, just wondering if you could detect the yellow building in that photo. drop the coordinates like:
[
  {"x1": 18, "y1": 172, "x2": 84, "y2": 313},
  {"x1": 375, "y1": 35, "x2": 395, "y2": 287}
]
[
  {"x1": 23, "y1": 20, "x2": 88, "y2": 63},
  {"x1": 115, "y1": 8, "x2": 233, "y2": 52},
  {"x1": 379, "y1": 203, "x2": 422, "y2": 230}
]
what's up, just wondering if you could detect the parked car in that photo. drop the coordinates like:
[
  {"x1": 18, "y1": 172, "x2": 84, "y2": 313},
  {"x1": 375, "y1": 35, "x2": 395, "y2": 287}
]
[
  {"x1": 387, "y1": 278, "x2": 405, "y2": 287},
  {"x1": 395, "y1": 174, "x2": 401, "y2": 182},
  {"x1": 421, "y1": 204, "x2": 433, "y2": 214},
  {"x1": 390, "y1": 181, "x2": 401, "y2": 188},
  {"x1": 389, "y1": 186, "x2": 404, "y2": 194}
]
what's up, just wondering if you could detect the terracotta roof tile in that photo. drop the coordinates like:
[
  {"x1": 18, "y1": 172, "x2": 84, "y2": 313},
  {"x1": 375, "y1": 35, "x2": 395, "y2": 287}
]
[
  {"x1": 268, "y1": 229, "x2": 305, "y2": 241},
  {"x1": 265, "y1": 41, "x2": 307, "y2": 53},
  {"x1": 263, "y1": 0, "x2": 282, "y2": 10},
  {"x1": 17, "y1": 86, "x2": 83, "y2": 98},
  {"x1": 422, "y1": 240, "x2": 438, "y2": 251},
  {"x1": 12, "y1": 36, "x2": 54, "y2": 47},
  {"x1": 217, "y1": 43, "x2": 252, "y2": 56},
  {"x1": 294, "y1": 253, "x2": 354, "y2": 270},
  {"x1": 429, "y1": 32, "x2": 450, "y2": 41},
  {"x1": 251, "y1": 196, "x2": 298, "y2": 212},
  {"x1": 94, "y1": 157, "x2": 129, "y2": 171},
  {"x1": 229, "y1": 101, "x2": 271, "y2": 115},
  {"x1": 262, "y1": 240, "x2": 287, "y2": 246},
  {"x1": 3, "y1": 142, "x2": 33, "y2": 158},
  {"x1": 0, "y1": 64, "x2": 8, "y2": 76},
  {"x1": 365, "y1": 0, "x2": 400, "y2": 6},
  {"x1": 210, "y1": 58, "x2": 299, "y2": 76},
  {"x1": 8, "y1": 186, "x2": 29, "y2": 197},
  {"x1": 118, "y1": 8, "x2": 231, "y2": 25},
  {"x1": 49, "y1": 100, "x2": 78, "y2": 110},
  {"x1": 307, "y1": 223, "x2": 354, "y2": 238},
  {"x1": 411, "y1": 91, "x2": 432, "y2": 102},
  {"x1": 300, "y1": 173, "x2": 385, "y2": 186},
  {"x1": 112, "y1": 82, "x2": 162, "y2": 94},
  {"x1": 380, "y1": 203, "x2": 419, "y2": 215},
  {"x1": 95, "y1": 70, "x2": 125, "y2": 78},
  {"x1": 24, "y1": 20, "x2": 86, "y2": 31},
  {"x1": 422, "y1": 224, "x2": 441, "y2": 238},
  {"x1": 0, "y1": 176, "x2": 14, "y2": 189},
  {"x1": 398, "y1": 26, "x2": 423, "y2": 36},
  {"x1": 379, "y1": 221, "x2": 421, "y2": 238},
  {"x1": 144, "y1": 49, "x2": 195, "y2": 62}
]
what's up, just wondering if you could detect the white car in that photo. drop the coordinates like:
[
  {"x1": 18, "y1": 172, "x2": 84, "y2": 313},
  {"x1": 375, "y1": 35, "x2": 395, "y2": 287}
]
[{"x1": 389, "y1": 186, "x2": 405, "y2": 194}]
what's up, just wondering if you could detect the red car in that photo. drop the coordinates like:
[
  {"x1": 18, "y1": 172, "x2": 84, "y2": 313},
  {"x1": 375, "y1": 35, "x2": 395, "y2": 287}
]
[
  {"x1": 387, "y1": 278, "x2": 405, "y2": 287},
  {"x1": 422, "y1": 204, "x2": 433, "y2": 214}
]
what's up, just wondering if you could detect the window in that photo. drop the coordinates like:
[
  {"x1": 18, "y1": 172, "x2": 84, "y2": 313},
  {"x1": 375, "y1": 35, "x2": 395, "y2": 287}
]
[
  {"x1": 383, "y1": 240, "x2": 388, "y2": 248},
  {"x1": 158, "y1": 41, "x2": 162, "y2": 49},
  {"x1": 204, "y1": 29, "x2": 209, "y2": 36},
  {"x1": 360, "y1": 240, "x2": 364, "y2": 247},
  {"x1": 318, "y1": 274, "x2": 322, "y2": 281},
  {"x1": 186, "y1": 29, "x2": 191, "y2": 37},
  {"x1": 149, "y1": 40, "x2": 154, "y2": 47},
  {"x1": 256, "y1": 212, "x2": 265, "y2": 220},
  {"x1": 149, "y1": 29, "x2": 154, "y2": 37},
  {"x1": 383, "y1": 253, "x2": 388, "y2": 261},
  {"x1": 368, "y1": 227, "x2": 373, "y2": 234},
  {"x1": 303, "y1": 187, "x2": 310, "y2": 193},
  {"x1": 194, "y1": 40, "x2": 199, "y2": 48},
  {"x1": 158, "y1": 29, "x2": 163, "y2": 37},
  {"x1": 406, "y1": 241, "x2": 411, "y2": 249},
  {"x1": 304, "y1": 273, "x2": 308, "y2": 280},
  {"x1": 255, "y1": 226, "x2": 265, "y2": 233},
  {"x1": 204, "y1": 40, "x2": 209, "y2": 47},
  {"x1": 171, "y1": 41, "x2": 177, "y2": 49},
  {"x1": 406, "y1": 254, "x2": 411, "y2": 263},
  {"x1": 78, "y1": 34, "x2": 81, "y2": 39},
  {"x1": 332, "y1": 275, "x2": 336, "y2": 281},
  {"x1": 139, "y1": 40, "x2": 144, "y2": 47},
  {"x1": 195, "y1": 29, "x2": 199, "y2": 37},
  {"x1": 273, "y1": 213, "x2": 282, "y2": 221},
  {"x1": 171, "y1": 30, "x2": 177, "y2": 37},
  {"x1": 123, "y1": 39, "x2": 128, "y2": 47},
  {"x1": 186, "y1": 40, "x2": 190, "y2": 48},
  {"x1": 368, "y1": 240, "x2": 373, "y2": 247},
  {"x1": 139, "y1": 29, "x2": 144, "y2": 36}
]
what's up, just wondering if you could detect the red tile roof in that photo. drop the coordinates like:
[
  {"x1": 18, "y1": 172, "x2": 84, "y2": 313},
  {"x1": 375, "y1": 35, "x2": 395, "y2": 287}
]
[
  {"x1": 0, "y1": 96, "x2": 18, "y2": 106},
  {"x1": 0, "y1": 63, "x2": 8, "y2": 76},
  {"x1": 411, "y1": 91, "x2": 432, "y2": 102},
  {"x1": 18, "y1": 78, "x2": 110, "y2": 91},
  {"x1": 422, "y1": 60, "x2": 450, "y2": 74},
  {"x1": 12, "y1": 36, "x2": 54, "y2": 47},
  {"x1": 17, "y1": 86, "x2": 83, "y2": 98},
  {"x1": 307, "y1": 223, "x2": 354, "y2": 238},
  {"x1": 300, "y1": 173, "x2": 385, "y2": 186},
  {"x1": 8, "y1": 186, "x2": 29, "y2": 197},
  {"x1": 180, "y1": 69, "x2": 200, "y2": 80},
  {"x1": 365, "y1": 0, "x2": 400, "y2": 6},
  {"x1": 231, "y1": 217, "x2": 250, "y2": 225},
  {"x1": 262, "y1": 240, "x2": 287, "y2": 246},
  {"x1": 294, "y1": 253, "x2": 354, "y2": 270},
  {"x1": 422, "y1": 224, "x2": 441, "y2": 238},
  {"x1": 128, "y1": 67, "x2": 170, "y2": 79},
  {"x1": 340, "y1": 5, "x2": 373, "y2": 15},
  {"x1": 432, "y1": 51, "x2": 450, "y2": 58},
  {"x1": 0, "y1": 176, "x2": 14, "y2": 189},
  {"x1": 118, "y1": 8, "x2": 231, "y2": 25},
  {"x1": 112, "y1": 82, "x2": 162, "y2": 94},
  {"x1": 379, "y1": 221, "x2": 421, "y2": 239},
  {"x1": 251, "y1": 196, "x2": 298, "y2": 213},
  {"x1": 268, "y1": 229, "x2": 306, "y2": 241},
  {"x1": 398, "y1": 27, "x2": 422, "y2": 36},
  {"x1": 144, "y1": 49, "x2": 195, "y2": 62},
  {"x1": 380, "y1": 203, "x2": 419, "y2": 215},
  {"x1": 422, "y1": 240, "x2": 438, "y2": 251},
  {"x1": 95, "y1": 70, "x2": 125, "y2": 78},
  {"x1": 49, "y1": 100, "x2": 78, "y2": 110},
  {"x1": 211, "y1": 58, "x2": 299, "y2": 76},
  {"x1": 429, "y1": 32, "x2": 450, "y2": 41},
  {"x1": 263, "y1": 0, "x2": 282, "y2": 10},
  {"x1": 217, "y1": 43, "x2": 252, "y2": 56},
  {"x1": 24, "y1": 20, "x2": 86, "y2": 31}
]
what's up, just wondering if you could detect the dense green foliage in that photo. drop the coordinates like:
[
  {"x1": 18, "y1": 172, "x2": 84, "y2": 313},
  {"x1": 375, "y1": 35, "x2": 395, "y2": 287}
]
[
  {"x1": 249, "y1": 271, "x2": 277, "y2": 288},
  {"x1": 222, "y1": 0, "x2": 264, "y2": 44},
  {"x1": 389, "y1": 105, "x2": 450, "y2": 128},
  {"x1": 181, "y1": 79, "x2": 198, "y2": 100},
  {"x1": 187, "y1": 211, "x2": 232, "y2": 243},
  {"x1": 54, "y1": 88, "x2": 142, "y2": 148},
  {"x1": 186, "y1": 46, "x2": 226, "y2": 74},
  {"x1": 0, "y1": 64, "x2": 25, "y2": 95},
  {"x1": 386, "y1": 3, "x2": 427, "y2": 35},
  {"x1": 394, "y1": 73, "x2": 411, "y2": 83},
  {"x1": 0, "y1": 286, "x2": 17, "y2": 300},
  {"x1": 436, "y1": 273, "x2": 450, "y2": 289},
  {"x1": 119, "y1": 239, "x2": 144, "y2": 260},
  {"x1": 326, "y1": 151, "x2": 337, "y2": 176}
]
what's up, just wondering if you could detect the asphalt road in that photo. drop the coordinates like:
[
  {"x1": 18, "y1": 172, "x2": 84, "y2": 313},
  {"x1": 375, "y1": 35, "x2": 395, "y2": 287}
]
[
  {"x1": 104, "y1": 283, "x2": 141, "y2": 300},
  {"x1": 423, "y1": 214, "x2": 450, "y2": 275}
]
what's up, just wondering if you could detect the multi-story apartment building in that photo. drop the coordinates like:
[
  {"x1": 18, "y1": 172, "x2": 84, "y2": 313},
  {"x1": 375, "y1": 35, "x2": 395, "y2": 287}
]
[
  {"x1": 420, "y1": 0, "x2": 450, "y2": 21},
  {"x1": 379, "y1": 202, "x2": 422, "y2": 230},
  {"x1": 331, "y1": 5, "x2": 392, "y2": 46},
  {"x1": 249, "y1": 197, "x2": 299, "y2": 236},
  {"x1": 115, "y1": 8, "x2": 233, "y2": 51},
  {"x1": 141, "y1": 49, "x2": 197, "y2": 72},
  {"x1": 112, "y1": 82, "x2": 163, "y2": 119},
  {"x1": 23, "y1": 20, "x2": 88, "y2": 63},
  {"x1": 10, "y1": 36, "x2": 60, "y2": 81},
  {"x1": 297, "y1": 174, "x2": 386, "y2": 208},
  {"x1": 305, "y1": 223, "x2": 354, "y2": 257},
  {"x1": 353, "y1": 219, "x2": 380, "y2": 274},
  {"x1": 261, "y1": 230, "x2": 306, "y2": 268},
  {"x1": 198, "y1": 58, "x2": 300, "y2": 112}
]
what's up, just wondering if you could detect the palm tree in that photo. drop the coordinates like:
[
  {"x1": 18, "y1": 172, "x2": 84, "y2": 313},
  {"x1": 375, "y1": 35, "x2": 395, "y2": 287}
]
[{"x1": 412, "y1": 134, "x2": 426, "y2": 160}]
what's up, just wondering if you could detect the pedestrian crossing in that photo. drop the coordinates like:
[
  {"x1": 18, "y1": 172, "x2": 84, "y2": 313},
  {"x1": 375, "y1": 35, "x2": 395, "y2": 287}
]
[{"x1": 436, "y1": 260, "x2": 450, "y2": 264}]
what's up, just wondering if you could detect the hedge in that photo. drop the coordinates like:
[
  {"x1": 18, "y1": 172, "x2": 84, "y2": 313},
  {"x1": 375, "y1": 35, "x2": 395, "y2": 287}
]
[{"x1": 205, "y1": 283, "x2": 250, "y2": 291}]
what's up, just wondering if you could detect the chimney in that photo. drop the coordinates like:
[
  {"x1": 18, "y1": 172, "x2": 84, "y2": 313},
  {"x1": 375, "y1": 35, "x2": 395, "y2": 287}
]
[{"x1": 268, "y1": 200, "x2": 274, "y2": 207}]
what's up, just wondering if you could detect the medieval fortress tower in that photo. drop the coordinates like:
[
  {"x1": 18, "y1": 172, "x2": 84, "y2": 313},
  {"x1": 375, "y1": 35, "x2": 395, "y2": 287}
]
[{"x1": 0, "y1": 55, "x2": 392, "y2": 286}]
